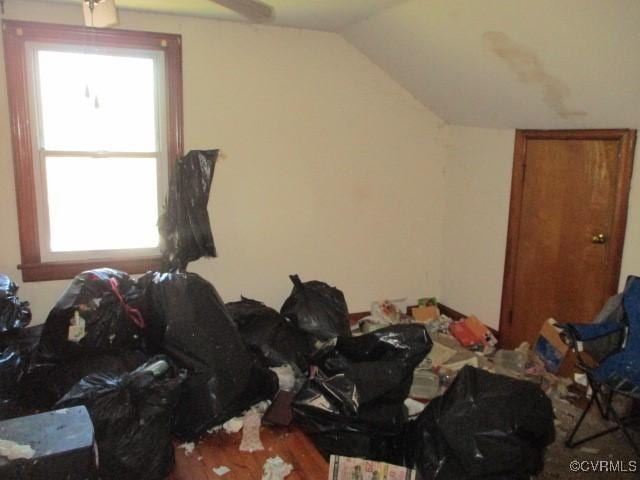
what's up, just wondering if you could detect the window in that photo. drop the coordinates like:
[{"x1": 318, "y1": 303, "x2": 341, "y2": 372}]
[{"x1": 3, "y1": 21, "x2": 183, "y2": 281}]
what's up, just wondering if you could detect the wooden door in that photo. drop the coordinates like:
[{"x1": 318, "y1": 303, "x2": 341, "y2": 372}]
[{"x1": 500, "y1": 130, "x2": 636, "y2": 349}]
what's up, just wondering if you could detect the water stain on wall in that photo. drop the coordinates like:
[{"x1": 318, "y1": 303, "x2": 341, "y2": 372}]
[{"x1": 483, "y1": 31, "x2": 587, "y2": 119}]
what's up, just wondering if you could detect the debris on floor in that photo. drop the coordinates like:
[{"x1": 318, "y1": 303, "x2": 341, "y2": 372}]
[
  {"x1": 329, "y1": 455, "x2": 417, "y2": 479},
  {"x1": 533, "y1": 318, "x2": 569, "y2": 374},
  {"x1": 239, "y1": 410, "x2": 265, "y2": 452},
  {"x1": 0, "y1": 150, "x2": 603, "y2": 479},
  {"x1": 212, "y1": 465, "x2": 231, "y2": 476},
  {"x1": 261, "y1": 456, "x2": 293, "y2": 480},
  {"x1": 222, "y1": 416, "x2": 244, "y2": 434},
  {"x1": 448, "y1": 315, "x2": 497, "y2": 350},
  {"x1": 410, "y1": 298, "x2": 440, "y2": 324},
  {"x1": 358, "y1": 299, "x2": 412, "y2": 332},
  {"x1": 407, "y1": 366, "x2": 555, "y2": 479},
  {"x1": 0, "y1": 438, "x2": 35, "y2": 460},
  {"x1": 178, "y1": 442, "x2": 196, "y2": 456},
  {"x1": 293, "y1": 324, "x2": 432, "y2": 463}
]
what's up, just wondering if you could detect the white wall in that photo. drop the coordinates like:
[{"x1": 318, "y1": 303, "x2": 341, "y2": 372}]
[
  {"x1": 441, "y1": 127, "x2": 640, "y2": 329},
  {"x1": 440, "y1": 126, "x2": 514, "y2": 328},
  {"x1": 0, "y1": 2, "x2": 447, "y2": 322}
]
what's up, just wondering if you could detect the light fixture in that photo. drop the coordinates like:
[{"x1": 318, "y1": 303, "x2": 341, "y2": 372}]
[
  {"x1": 211, "y1": 0, "x2": 274, "y2": 22},
  {"x1": 83, "y1": 0, "x2": 119, "y2": 28}
]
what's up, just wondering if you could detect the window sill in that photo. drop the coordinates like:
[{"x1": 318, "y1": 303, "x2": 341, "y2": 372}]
[{"x1": 19, "y1": 257, "x2": 163, "y2": 282}]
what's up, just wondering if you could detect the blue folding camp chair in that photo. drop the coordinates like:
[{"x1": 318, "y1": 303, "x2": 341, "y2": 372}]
[{"x1": 560, "y1": 275, "x2": 640, "y2": 456}]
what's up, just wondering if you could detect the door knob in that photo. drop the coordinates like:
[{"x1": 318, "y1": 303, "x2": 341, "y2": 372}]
[{"x1": 591, "y1": 233, "x2": 607, "y2": 244}]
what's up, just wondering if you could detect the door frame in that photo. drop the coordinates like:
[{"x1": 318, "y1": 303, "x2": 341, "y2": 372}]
[{"x1": 499, "y1": 129, "x2": 637, "y2": 342}]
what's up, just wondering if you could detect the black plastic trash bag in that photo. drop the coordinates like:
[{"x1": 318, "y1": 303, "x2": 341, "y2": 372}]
[
  {"x1": 25, "y1": 350, "x2": 148, "y2": 409},
  {"x1": 406, "y1": 366, "x2": 555, "y2": 480},
  {"x1": 0, "y1": 274, "x2": 31, "y2": 333},
  {"x1": 0, "y1": 325, "x2": 41, "y2": 420},
  {"x1": 226, "y1": 296, "x2": 312, "y2": 373},
  {"x1": 139, "y1": 271, "x2": 278, "y2": 438},
  {"x1": 158, "y1": 149, "x2": 219, "y2": 270},
  {"x1": 293, "y1": 324, "x2": 432, "y2": 463},
  {"x1": 36, "y1": 268, "x2": 146, "y2": 363},
  {"x1": 55, "y1": 356, "x2": 185, "y2": 480},
  {"x1": 281, "y1": 274, "x2": 351, "y2": 341}
]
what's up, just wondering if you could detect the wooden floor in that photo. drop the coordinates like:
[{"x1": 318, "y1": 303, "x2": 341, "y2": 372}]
[{"x1": 168, "y1": 427, "x2": 328, "y2": 480}]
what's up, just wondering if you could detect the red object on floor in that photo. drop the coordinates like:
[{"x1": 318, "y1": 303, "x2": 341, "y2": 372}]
[{"x1": 449, "y1": 317, "x2": 485, "y2": 347}]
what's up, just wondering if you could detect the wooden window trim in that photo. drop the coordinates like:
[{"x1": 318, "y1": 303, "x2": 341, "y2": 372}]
[{"x1": 2, "y1": 20, "x2": 183, "y2": 282}]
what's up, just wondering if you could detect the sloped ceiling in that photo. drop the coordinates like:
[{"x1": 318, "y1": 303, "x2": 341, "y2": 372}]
[
  {"x1": 343, "y1": 0, "x2": 640, "y2": 129},
  {"x1": 30, "y1": 0, "x2": 408, "y2": 32},
  {"x1": 21, "y1": 0, "x2": 640, "y2": 128}
]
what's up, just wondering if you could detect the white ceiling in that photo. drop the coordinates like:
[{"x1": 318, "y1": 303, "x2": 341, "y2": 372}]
[
  {"x1": 23, "y1": 0, "x2": 640, "y2": 129},
  {"x1": 344, "y1": 0, "x2": 640, "y2": 129},
  {"x1": 37, "y1": 0, "x2": 409, "y2": 32}
]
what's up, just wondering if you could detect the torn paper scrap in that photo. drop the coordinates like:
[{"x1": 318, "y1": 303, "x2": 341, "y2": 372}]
[
  {"x1": 262, "y1": 456, "x2": 293, "y2": 480},
  {"x1": 222, "y1": 416, "x2": 244, "y2": 434},
  {"x1": 239, "y1": 410, "x2": 264, "y2": 452},
  {"x1": 0, "y1": 439, "x2": 36, "y2": 460},
  {"x1": 213, "y1": 465, "x2": 231, "y2": 476},
  {"x1": 270, "y1": 365, "x2": 296, "y2": 392},
  {"x1": 177, "y1": 442, "x2": 195, "y2": 456},
  {"x1": 251, "y1": 400, "x2": 272, "y2": 415},
  {"x1": 404, "y1": 398, "x2": 427, "y2": 417}
]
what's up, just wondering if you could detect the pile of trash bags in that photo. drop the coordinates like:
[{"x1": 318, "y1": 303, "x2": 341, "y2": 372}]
[
  {"x1": 281, "y1": 274, "x2": 351, "y2": 341},
  {"x1": 0, "y1": 149, "x2": 556, "y2": 480},
  {"x1": 226, "y1": 296, "x2": 313, "y2": 374},
  {"x1": 293, "y1": 324, "x2": 432, "y2": 464},
  {"x1": 139, "y1": 271, "x2": 278, "y2": 438},
  {"x1": 0, "y1": 274, "x2": 31, "y2": 333},
  {"x1": 56, "y1": 356, "x2": 185, "y2": 480},
  {"x1": 30, "y1": 269, "x2": 149, "y2": 408},
  {"x1": 0, "y1": 274, "x2": 33, "y2": 420},
  {"x1": 0, "y1": 151, "x2": 363, "y2": 479},
  {"x1": 405, "y1": 366, "x2": 555, "y2": 479}
]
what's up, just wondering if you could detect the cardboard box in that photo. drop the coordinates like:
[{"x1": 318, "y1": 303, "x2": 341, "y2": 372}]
[
  {"x1": 449, "y1": 315, "x2": 496, "y2": 348},
  {"x1": 411, "y1": 305, "x2": 440, "y2": 323},
  {"x1": 534, "y1": 318, "x2": 569, "y2": 373}
]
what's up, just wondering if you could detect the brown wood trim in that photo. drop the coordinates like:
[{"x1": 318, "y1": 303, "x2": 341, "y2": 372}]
[
  {"x1": 609, "y1": 130, "x2": 637, "y2": 293},
  {"x1": 348, "y1": 311, "x2": 369, "y2": 326},
  {"x1": 499, "y1": 129, "x2": 636, "y2": 341},
  {"x1": 507, "y1": 129, "x2": 634, "y2": 141},
  {"x1": 3, "y1": 21, "x2": 39, "y2": 269},
  {"x1": 2, "y1": 20, "x2": 183, "y2": 282},
  {"x1": 436, "y1": 303, "x2": 466, "y2": 321},
  {"x1": 19, "y1": 257, "x2": 163, "y2": 282}
]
